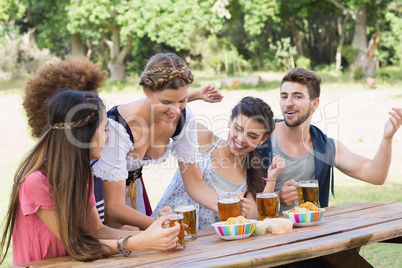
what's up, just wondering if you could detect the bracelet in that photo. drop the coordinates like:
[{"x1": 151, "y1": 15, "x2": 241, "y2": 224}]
[
  {"x1": 267, "y1": 179, "x2": 277, "y2": 182},
  {"x1": 116, "y1": 237, "x2": 123, "y2": 255},
  {"x1": 122, "y1": 235, "x2": 133, "y2": 257}
]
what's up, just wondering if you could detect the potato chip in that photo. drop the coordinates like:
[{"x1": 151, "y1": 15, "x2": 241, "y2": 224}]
[
  {"x1": 301, "y1": 202, "x2": 321, "y2": 211},
  {"x1": 223, "y1": 216, "x2": 250, "y2": 225},
  {"x1": 288, "y1": 202, "x2": 320, "y2": 213}
]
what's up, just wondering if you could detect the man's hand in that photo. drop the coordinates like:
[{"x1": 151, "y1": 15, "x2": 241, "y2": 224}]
[
  {"x1": 277, "y1": 180, "x2": 298, "y2": 207},
  {"x1": 384, "y1": 107, "x2": 402, "y2": 140}
]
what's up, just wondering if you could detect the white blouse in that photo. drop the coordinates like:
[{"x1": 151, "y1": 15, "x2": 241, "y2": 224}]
[{"x1": 92, "y1": 106, "x2": 201, "y2": 183}]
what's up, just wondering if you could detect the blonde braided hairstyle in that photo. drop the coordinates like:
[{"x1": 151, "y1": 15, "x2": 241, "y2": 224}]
[{"x1": 139, "y1": 53, "x2": 194, "y2": 92}]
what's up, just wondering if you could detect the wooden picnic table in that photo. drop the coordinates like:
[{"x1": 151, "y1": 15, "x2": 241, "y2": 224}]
[{"x1": 13, "y1": 201, "x2": 402, "y2": 267}]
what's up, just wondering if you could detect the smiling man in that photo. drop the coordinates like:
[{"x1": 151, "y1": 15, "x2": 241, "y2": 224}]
[{"x1": 258, "y1": 68, "x2": 402, "y2": 212}]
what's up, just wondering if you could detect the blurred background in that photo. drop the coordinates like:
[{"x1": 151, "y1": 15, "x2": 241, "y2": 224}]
[
  {"x1": 1, "y1": 0, "x2": 402, "y2": 83},
  {"x1": 1, "y1": 0, "x2": 402, "y2": 267}
]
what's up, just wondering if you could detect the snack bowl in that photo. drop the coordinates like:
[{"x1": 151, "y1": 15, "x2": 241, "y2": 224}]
[
  {"x1": 263, "y1": 218, "x2": 294, "y2": 234},
  {"x1": 212, "y1": 220, "x2": 257, "y2": 240},
  {"x1": 282, "y1": 208, "x2": 325, "y2": 227}
]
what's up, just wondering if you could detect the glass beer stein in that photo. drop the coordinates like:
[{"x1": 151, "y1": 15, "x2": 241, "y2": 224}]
[
  {"x1": 174, "y1": 205, "x2": 197, "y2": 241},
  {"x1": 256, "y1": 192, "x2": 280, "y2": 220},
  {"x1": 158, "y1": 211, "x2": 186, "y2": 250},
  {"x1": 297, "y1": 180, "x2": 320, "y2": 207},
  {"x1": 217, "y1": 194, "x2": 241, "y2": 221}
]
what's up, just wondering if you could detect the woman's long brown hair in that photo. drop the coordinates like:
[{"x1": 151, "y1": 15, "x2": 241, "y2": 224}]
[
  {"x1": 0, "y1": 90, "x2": 107, "y2": 263},
  {"x1": 231, "y1": 97, "x2": 275, "y2": 199}
]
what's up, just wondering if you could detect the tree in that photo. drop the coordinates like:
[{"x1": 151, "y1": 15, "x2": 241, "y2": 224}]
[
  {"x1": 382, "y1": 2, "x2": 402, "y2": 66},
  {"x1": 335, "y1": 13, "x2": 351, "y2": 71},
  {"x1": 67, "y1": 0, "x2": 225, "y2": 81},
  {"x1": 0, "y1": 0, "x2": 86, "y2": 57},
  {"x1": 326, "y1": 0, "x2": 391, "y2": 78}
]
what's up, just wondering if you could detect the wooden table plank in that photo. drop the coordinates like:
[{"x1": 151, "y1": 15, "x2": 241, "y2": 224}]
[
  {"x1": 153, "y1": 218, "x2": 402, "y2": 267},
  {"x1": 14, "y1": 202, "x2": 402, "y2": 268},
  {"x1": 323, "y1": 201, "x2": 394, "y2": 216},
  {"x1": 137, "y1": 201, "x2": 402, "y2": 267}
]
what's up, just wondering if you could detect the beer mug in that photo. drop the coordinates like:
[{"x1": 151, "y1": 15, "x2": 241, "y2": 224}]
[
  {"x1": 256, "y1": 192, "x2": 280, "y2": 220},
  {"x1": 217, "y1": 194, "x2": 241, "y2": 221},
  {"x1": 297, "y1": 180, "x2": 320, "y2": 207},
  {"x1": 158, "y1": 211, "x2": 186, "y2": 250},
  {"x1": 174, "y1": 205, "x2": 197, "y2": 241}
]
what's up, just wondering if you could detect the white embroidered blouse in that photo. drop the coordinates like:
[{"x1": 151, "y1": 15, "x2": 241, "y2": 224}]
[{"x1": 92, "y1": 106, "x2": 201, "y2": 183}]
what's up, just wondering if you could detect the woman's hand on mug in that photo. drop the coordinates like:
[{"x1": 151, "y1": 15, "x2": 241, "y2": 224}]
[
  {"x1": 159, "y1": 206, "x2": 173, "y2": 214},
  {"x1": 140, "y1": 215, "x2": 180, "y2": 251},
  {"x1": 239, "y1": 196, "x2": 251, "y2": 217}
]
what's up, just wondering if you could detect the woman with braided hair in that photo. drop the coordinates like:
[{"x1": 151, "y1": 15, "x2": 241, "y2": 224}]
[
  {"x1": 152, "y1": 97, "x2": 286, "y2": 230},
  {"x1": 92, "y1": 52, "x2": 234, "y2": 230},
  {"x1": 21, "y1": 56, "x2": 223, "y2": 230},
  {"x1": 0, "y1": 90, "x2": 181, "y2": 265},
  {"x1": 23, "y1": 57, "x2": 222, "y2": 140}
]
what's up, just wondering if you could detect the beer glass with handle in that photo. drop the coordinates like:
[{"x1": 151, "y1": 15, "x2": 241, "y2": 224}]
[
  {"x1": 157, "y1": 211, "x2": 186, "y2": 250},
  {"x1": 174, "y1": 204, "x2": 197, "y2": 241},
  {"x1": 297, "y1": 179, "x2": 320, "y2": 207},
  {"x1": 256, "y1": 192, "x2": 280, "y2": 220},
  {"x1": 217, "y1": 194, "x2": 241, "y2": 221}
]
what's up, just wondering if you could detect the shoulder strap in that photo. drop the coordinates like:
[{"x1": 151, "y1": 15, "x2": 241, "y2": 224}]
[
  {"x1": 172, "y1": 108, "x2": 187, "y2": 138},
  {"x1": 311, "y1": 124, "x2": 336, "y2": 207},
  {"x1": 206, "y1": 138, "x2": 222, "y2": 155},
  {"x1": 107, "y1": 106, "x2": 134, "y2": 143}
]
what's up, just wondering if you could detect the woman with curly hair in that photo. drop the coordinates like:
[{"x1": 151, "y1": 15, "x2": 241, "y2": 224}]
[
  {"x1": 22, "y1": 55, "x2": 224, "y2": 230},
  {"x1": 23, "y1": 57, "x2": 221, "y2": 139},
  {"x1": 23, "y1": 57, "x2": 108, "y2": 138},
  {"x1": 1, "y1": 90, "x2": 181, "y2": 265}
]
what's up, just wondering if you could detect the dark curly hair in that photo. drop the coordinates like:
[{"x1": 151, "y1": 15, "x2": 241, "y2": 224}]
[{"x1": 23, "y1": 57, "x2": 108, "y2": 138}]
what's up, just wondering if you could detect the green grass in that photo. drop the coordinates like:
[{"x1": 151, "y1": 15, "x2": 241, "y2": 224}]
[{"x1": 329, "y1": 173, "x2": 402, "y2": 267}]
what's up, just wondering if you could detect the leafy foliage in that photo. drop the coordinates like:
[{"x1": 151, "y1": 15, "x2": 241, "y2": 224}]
[{"x1": 0, "y1": 0, "x2": 402, "y2": 79}]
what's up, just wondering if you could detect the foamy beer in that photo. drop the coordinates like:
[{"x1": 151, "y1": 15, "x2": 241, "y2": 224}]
[
  {"x1": 256, "y1": 192, "x2": 280, "y2": 220},
  {"x1": 175, "y1": 205, "x2": 197, "y2": 241},
  {"x1": 297, "y1": 180, "x2": 320, "y2": 207},
  {"x1": 218, "y1": 194, "x2": 241, "y2": 221},
  {"x1": 159, "y1": 211, "x2": 186, "y2": 250}
]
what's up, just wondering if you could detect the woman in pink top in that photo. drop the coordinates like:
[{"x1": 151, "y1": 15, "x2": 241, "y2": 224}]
[{"x1": 0, "y1": 90, "x2": 181, "y2": 265}]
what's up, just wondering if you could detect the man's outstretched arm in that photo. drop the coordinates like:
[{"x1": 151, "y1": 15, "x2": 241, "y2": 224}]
[{"x1": 334, "y1": 107, "x2": 401, "y2": 184}]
